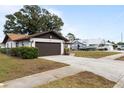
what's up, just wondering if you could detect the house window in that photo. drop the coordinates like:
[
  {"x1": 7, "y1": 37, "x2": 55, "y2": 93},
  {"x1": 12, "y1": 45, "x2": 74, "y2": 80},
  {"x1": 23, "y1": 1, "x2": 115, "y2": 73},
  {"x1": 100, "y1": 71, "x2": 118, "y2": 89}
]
[
  {"x1": 11, "y1": 43, "x2": 12, "y2": 48},
  {"x1": 30, "y1": 41, "x2": 33, "y2": 47},
  {"x1": 22, "y1": 42, "x2": 24, "y2": 46},
  {"x1": 16, "y1": 42, "x2": 19, "y2": 47},
  {"x1": 6, "y1": 43, "x2": 9, "y2": 48}
]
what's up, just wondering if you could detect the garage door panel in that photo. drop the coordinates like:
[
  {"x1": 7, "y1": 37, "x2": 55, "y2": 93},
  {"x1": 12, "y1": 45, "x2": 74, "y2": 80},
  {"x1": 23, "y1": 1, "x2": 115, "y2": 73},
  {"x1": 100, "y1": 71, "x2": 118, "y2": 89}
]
[{"x1": 36, "y1": 42, "x2": 61, "y2": 56}]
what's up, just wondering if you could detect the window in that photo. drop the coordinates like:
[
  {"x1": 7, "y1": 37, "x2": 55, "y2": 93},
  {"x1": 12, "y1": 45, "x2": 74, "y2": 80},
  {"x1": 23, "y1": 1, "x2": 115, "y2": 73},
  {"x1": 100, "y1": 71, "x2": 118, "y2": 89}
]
[
  {"x1": 30, "y1": 41, "x2": 33, "y2": 47},
  {"x1": 16, "y1": 42, "x2": 19, "y2": 47},
  {"x1": 6, "y1": 43, "x2": 9, "y2": 48},
  {"x1": 22, "y1": 42, "x2": 24, "y2": 46},
  {"x1": 11, "y1": 43, "x2": 12, "y2": 48}
]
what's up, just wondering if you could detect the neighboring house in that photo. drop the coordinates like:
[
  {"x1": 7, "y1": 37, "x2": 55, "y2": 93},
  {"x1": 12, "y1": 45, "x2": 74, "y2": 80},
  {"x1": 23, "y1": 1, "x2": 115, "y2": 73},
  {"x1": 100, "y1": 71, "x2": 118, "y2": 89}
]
[
  {"x1": 82, "y1": 38, "x2": 113, "y2": 51},
  {"x1": 71, "y1": 38, "x2": 114, "y2": 51},
  {"x1": 117, "y1": 42, "x2": 124, "y2": 50},
  {"x1": 81, "y1": 38, "x2": 106, "y2": 46},
  {"x1": 97, "y1": 42, "x2": 114, "y2": 51},
  {"x1": 71, "y1": 39, "x2": 87, "y2": 50},
  {"x1": 2, "y1": 31, "x2": 68, "y2": 56}
]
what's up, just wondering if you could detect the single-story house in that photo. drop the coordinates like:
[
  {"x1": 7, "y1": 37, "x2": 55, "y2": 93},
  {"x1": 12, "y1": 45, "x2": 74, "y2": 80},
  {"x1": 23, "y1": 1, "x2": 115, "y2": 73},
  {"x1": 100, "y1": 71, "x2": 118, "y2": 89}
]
[
  {"x1": 71, "y1": 39, "x2": 87, "y2": 50},
  {"x1": 117, "y1": 42, "x2": 124, "y2": 50},
  {"x1": 2, "y1": 31, "x2": 68, "y2": 56},
  {"x1": 71, "y1": 38, "x2": 114, "y2": 51},
  {"x1": 97, "y1": 42, "x2": 114, "y2": 51}
]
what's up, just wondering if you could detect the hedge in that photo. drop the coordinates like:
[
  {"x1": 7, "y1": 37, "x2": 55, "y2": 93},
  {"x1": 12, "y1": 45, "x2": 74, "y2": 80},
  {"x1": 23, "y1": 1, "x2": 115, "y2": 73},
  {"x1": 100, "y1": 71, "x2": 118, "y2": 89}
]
[
  {"x1": 0, "y1": 48, "x2": 7, "y2": 54},
  {"x1": 0, "y1": 47, "x2": 38, "y2": 59}
]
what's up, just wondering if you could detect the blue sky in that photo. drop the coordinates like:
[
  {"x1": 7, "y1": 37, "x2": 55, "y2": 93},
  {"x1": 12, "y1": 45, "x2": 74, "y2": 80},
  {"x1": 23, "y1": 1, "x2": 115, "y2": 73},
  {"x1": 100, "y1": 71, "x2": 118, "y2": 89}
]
[{"x1": 0, "y1": 5, "x2": 124, "y2": 42}]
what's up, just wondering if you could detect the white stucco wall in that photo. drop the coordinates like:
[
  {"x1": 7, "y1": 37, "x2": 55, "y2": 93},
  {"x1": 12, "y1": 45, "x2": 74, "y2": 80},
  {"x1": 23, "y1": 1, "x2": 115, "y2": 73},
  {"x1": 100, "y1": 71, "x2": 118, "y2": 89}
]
[
  {"x1": 5, "y1": 41, "x2": 16, "y2": 48},
  {"x1": 4, "y1": 40, "x2": 31, "y2": 48},
  {"x1": 107, "y1": 45, "x2": 114, "y2": 51},
  {"x1": 18, "y1": 40, "x2": 31, "y2": 47}
]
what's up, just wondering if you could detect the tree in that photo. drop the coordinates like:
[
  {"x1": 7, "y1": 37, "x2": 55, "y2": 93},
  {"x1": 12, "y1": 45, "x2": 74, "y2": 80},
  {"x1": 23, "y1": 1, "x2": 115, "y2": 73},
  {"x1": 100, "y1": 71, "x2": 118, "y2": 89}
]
[
  {"x1": 66, "y1": 33, "x2": 75, "y2": 42},
  {"x1": 4, "y1": 5, "x2": 64, "y2": 35},
  {"x1": 107, "y1": 40, "x2": 111, "y2": 43}
]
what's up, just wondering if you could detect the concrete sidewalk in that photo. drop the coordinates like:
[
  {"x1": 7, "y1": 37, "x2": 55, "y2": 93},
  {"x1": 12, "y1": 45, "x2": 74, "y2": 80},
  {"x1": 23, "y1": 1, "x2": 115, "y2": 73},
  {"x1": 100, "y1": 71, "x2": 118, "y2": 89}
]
[
  {"x1": 1, "y1": 66, "x2": 83, "y2": 88},
  {"x1": 99, "y1": 53, "x2": 124, "y2": 60}
]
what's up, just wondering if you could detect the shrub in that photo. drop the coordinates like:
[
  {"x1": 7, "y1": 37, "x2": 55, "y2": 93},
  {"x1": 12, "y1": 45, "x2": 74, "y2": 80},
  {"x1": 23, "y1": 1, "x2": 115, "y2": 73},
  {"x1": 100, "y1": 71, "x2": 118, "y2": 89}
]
[
  {"x1": 0, "y1": 47, "x2": 38, "y2": 59},
  {"x1": 9, "y1": 48, "x2": 20, "y2": 56},
  {"x1": 0, "y1": 48, "x2": 6, "y2": 54},
  {"x1": 18, "y1": 47, "x2": 38, "y2": 59},
  {"x1": 64, "y1": 48, "x2": 70, "y2": 55}
]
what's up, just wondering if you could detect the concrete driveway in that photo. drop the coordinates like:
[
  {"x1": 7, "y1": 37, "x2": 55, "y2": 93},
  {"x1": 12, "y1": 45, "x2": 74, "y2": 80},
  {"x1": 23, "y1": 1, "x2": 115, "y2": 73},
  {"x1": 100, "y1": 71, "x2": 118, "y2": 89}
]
[
  {"x1": 40, "y1": 55, "x2": 124, "y2": 87},
  {"x1": 2, "y1": 54, "x2": 124, "y2": 88}
]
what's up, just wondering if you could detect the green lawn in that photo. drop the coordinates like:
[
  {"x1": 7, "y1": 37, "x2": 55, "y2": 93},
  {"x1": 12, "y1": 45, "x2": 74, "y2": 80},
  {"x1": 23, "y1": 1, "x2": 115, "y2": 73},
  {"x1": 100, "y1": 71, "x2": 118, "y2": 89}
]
[
  {"x1": 73, "y1": 51, "x2": 119, "y2": 58},
  {"x1": 37, "y1": 71, "x2": 116, "y2": 88},
  {"x1": 0, "y1": 53, "x2": 68, "y2": 82}
]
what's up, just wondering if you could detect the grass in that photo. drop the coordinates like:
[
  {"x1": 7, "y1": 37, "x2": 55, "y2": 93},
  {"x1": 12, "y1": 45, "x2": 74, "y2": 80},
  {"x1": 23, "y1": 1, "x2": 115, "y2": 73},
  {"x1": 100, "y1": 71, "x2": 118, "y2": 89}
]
[
  {"x1": 73, "y1": 51, "x2": 119, "y2": 58},
  {"x1": 116, "y1": 56, "x2": 124, "y2": 61},
  {"x1": 37, "y1": 71, "x2": 116, "y2": 88},
  {"x1": 0, "y1": 53, "x2": 68, "y2": 82}
]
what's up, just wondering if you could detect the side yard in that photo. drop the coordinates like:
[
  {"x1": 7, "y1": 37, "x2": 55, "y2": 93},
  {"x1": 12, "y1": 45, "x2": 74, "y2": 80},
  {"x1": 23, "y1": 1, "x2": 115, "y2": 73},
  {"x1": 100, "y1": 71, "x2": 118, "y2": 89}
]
[
  {"x1": 72, "y1": 51, "x2": 119, "y2": 58},
  {"x1": 0, "y1": 53, "x2": 68, "y2": 82},
  {"x1": 37, "y1": 71, "x2": 116, "y2": 88}
]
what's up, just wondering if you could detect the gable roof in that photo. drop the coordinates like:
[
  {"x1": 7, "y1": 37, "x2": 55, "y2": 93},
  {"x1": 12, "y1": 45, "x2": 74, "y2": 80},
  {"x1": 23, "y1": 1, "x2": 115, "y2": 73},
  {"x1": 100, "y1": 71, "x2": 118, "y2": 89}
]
[
  {"x1": 2, "y1": 33, "x2": 29, "y2": 43},
  {"x1": 2, "y1": 31, "x2": 68, "y2": 43},
  {"x1": 31, "y1": 31, "x2": 68, "y2": 40},
  {"x1": 7, "y1": 33, "x2": 28, "y2": 41}
]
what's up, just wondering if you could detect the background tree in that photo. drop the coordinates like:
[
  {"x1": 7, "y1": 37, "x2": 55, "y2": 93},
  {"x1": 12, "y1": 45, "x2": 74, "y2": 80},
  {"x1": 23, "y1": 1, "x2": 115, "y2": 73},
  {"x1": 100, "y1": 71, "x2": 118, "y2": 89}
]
[
  {"x1": 66, "y1": 33, "x2": 75, "y2": 42},
  {"x1": 4, "y1": 5, "x2": 64, "y2": 35}
]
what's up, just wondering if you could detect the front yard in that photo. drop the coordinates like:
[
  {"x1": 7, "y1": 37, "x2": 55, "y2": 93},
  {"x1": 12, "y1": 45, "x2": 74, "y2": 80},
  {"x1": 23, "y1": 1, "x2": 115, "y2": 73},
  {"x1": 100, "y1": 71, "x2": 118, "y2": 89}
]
[
  {"x1": 73, "y1": 51, "x2": 119, "y2": 58},
  {"x1": 0, "y1": 53, "x2": 68, "y2": 82},
  {"x1": 37, "y1": 71, "x2": 116, "y2": 88}
]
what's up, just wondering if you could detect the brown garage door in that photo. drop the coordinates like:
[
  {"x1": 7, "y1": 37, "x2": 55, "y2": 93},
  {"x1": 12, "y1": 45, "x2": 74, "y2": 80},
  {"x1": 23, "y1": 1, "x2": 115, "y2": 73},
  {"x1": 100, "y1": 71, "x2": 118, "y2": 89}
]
[{"x1": 35, "y1": 42, "x2": 61, "y2": 56}]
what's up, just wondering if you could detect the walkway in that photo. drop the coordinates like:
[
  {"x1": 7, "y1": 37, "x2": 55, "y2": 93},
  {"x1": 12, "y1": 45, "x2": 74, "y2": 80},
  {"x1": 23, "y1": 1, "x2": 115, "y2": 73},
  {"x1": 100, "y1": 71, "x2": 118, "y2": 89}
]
[
  {"x1": 1, "y1": 66, "x2": 83, "y2": 88},
  {"x1": 99, "y1": 53, "x2": 124, "y2": 60}
]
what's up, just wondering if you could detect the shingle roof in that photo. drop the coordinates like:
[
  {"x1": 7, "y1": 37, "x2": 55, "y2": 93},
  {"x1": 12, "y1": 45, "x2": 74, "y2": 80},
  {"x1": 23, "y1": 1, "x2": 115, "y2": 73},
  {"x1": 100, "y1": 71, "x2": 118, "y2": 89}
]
[
  {"x1": 2, "y1": 31, "x2": 68, "y2": 43},
  {"x1": 6, "y1": 33, "x2": 29, "y2": 41}
]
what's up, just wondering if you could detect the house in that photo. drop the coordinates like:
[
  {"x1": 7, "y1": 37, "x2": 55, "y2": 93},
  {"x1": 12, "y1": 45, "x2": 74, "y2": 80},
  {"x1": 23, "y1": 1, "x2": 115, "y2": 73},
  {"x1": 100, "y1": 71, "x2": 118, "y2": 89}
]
[
  {"x1": 97, "y1": 42, "x2": 114, "y2": 51},
  {"x1": 81, "y1": 38, "x2": 105, "y2": 46},
  {"x1": 2, "y1": 31, "x2": 68, "y2": 56},
  {"x1": 71, "y1": 39, "x2": 87, "y2": 50},
  {"x1": 117, "y1": 42, "x2": 124, "y2": 50},
  {"x1": 71, "y1": 38, "x2": 114, "y2": 51}
]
